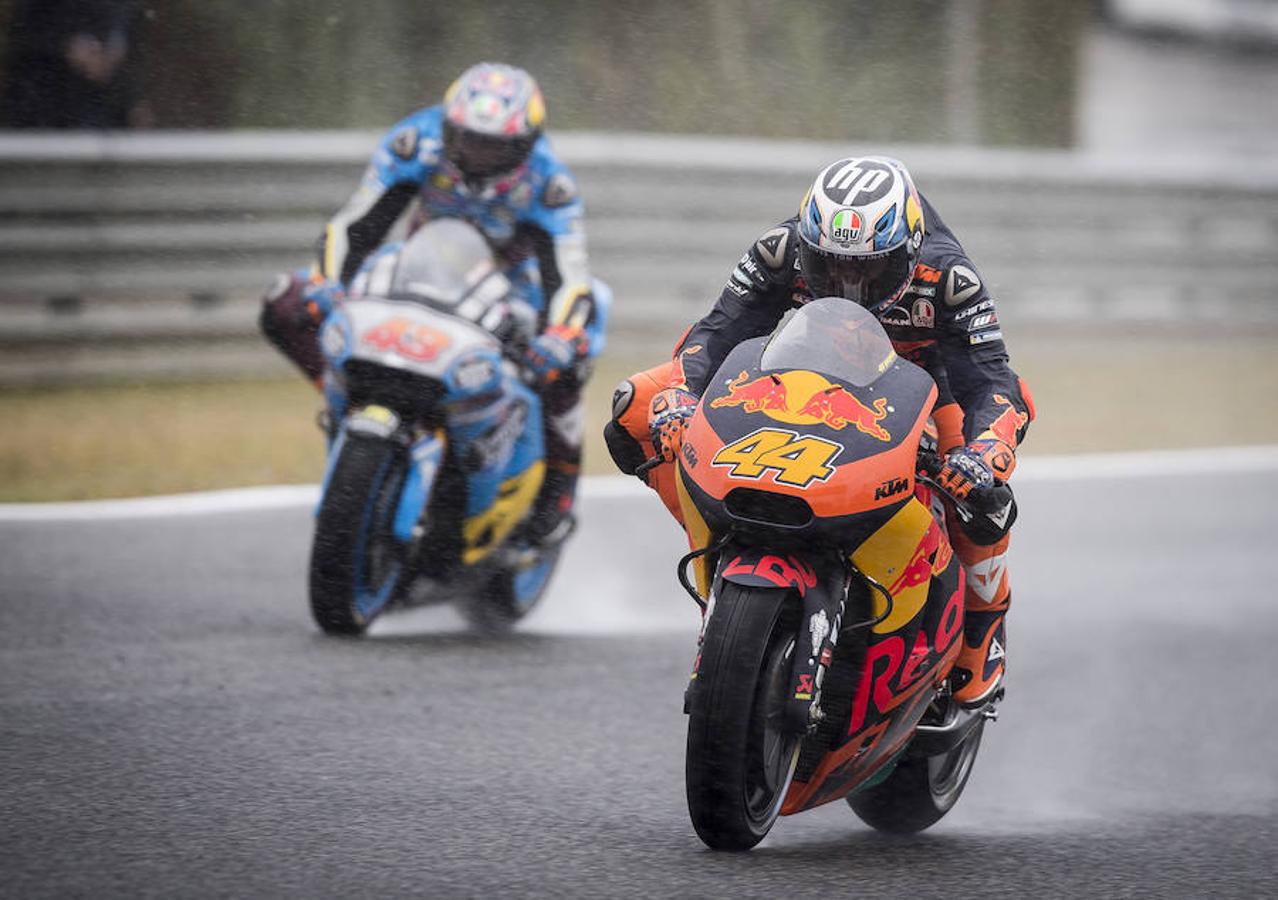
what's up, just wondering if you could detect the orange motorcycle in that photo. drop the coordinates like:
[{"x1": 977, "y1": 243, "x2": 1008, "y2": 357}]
[{"x1": 652, "y1": 298, "x2": 1000, "y2": 850}]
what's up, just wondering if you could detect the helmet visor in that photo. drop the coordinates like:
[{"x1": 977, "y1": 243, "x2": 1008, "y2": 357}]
[
  {"x1": 444, "y1": 121, "x2": 532, "y2": 179},
  {"x1": 798, "y1": 240, "x2": 913, "y2": 309}
]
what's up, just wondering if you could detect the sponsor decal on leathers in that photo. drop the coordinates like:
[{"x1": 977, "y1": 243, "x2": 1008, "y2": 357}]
[
  {"x1": 945, "y1": 264, "x2": 982, "y2": 306},
  {"x1": 754, "y1": 226, "x2": 789, "y2": 269},
  {"x1": 911, "y1": 298, "x2": 936, "y2": 328}
]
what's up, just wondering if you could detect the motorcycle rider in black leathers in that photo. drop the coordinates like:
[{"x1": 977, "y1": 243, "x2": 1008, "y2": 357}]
[{"x1": 607, "y1": 156, "x2": 1035, "y2": 707}]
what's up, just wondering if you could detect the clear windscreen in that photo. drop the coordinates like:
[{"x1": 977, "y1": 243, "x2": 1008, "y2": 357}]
[
  {"x1": 354, "y1": 219, "x2": 512, "y2": 327},
  {"x1": 759, "y1": 296, "x2": 897, "y2": 387},
  {"x1": 388, "y1": 219, "x2": 498, "y2": 306}
]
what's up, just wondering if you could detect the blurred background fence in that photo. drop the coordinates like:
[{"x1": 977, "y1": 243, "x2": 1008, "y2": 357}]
[
  {"x1": 1, "y1": 129, "x2": 1277, "y2": 384},
  {"x1": 2, "y1": 0, "x2": 1278, "y2": 385}
]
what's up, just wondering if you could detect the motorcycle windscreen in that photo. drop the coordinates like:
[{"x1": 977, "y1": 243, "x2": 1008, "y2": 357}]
[
  {"x1": 357, "y1": 219, "x2": 513, "y2": 327},
  {"x1": 759, "y1": 297, "x2": 897, "y2": 387}
]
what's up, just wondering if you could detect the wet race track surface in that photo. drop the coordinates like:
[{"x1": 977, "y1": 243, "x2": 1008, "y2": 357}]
[{"x1": 3, "y1": 453, "x2": 1277, "y2": 898}]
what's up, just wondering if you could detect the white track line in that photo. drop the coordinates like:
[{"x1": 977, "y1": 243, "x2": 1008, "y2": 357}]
[{"x1": 2, "y1": 445, "x2": 1276, "y2": 522}]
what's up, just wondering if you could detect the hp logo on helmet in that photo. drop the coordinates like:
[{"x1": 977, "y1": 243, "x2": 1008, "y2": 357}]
[{"x1": 822, "y1": 160, "x2": 894, "y2": 206}]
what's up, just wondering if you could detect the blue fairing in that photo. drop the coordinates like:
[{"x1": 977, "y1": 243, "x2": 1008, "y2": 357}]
[{"x1": 449, "y1": 376, "x2": 544, "y2": 520}]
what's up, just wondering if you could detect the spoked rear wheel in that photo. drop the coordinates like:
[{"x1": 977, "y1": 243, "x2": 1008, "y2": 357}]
[
  {"x1": 846, "y1": 708, "x2": 986, "y2": 834},
  {"x1": 685, "y1": 582, "x2": 802, "y2": 851}
]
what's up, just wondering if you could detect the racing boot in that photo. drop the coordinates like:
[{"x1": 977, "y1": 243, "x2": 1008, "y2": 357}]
[
  {"x1": 526, "y1": 380, "x2": 585, "y2": 549},
  {"x1": 951, "y1": 598, "x2": 1008, "y2": 707},
  {"x1": 526, "y1": 463, "x2": 578, "y2": 548},
  {"x1": 948, "y1": 528, "x2": 1012, "y2": 707}
]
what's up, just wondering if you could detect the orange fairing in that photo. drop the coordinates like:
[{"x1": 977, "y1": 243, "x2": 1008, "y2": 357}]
[
  {"x1": 682, "y1": 380, "x2": 937, "y2": 520},
  {"x1": 780, "y1": 634, "x2": 959, "y2": 814}
]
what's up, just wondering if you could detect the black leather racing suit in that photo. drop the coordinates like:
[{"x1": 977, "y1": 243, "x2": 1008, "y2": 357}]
[{"x1": 672, "y1": 196, "x2": 1033, "y2": 452}]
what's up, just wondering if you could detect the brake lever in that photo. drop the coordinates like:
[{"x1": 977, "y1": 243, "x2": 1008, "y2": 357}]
[
  {"x1": 916, "y1": 451, "x2": 975, "y2": 522},
  {"x1": 634, "y1": 454, "x2": 664, "y2": 478}
]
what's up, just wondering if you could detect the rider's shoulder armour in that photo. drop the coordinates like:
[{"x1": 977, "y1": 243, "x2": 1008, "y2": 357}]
[
  {"x1": 727, "y1": 219, "x2": 800, "y2": 297},
  {"x1": 369, "y1": 106, "x2": 445, "y2": 185}
]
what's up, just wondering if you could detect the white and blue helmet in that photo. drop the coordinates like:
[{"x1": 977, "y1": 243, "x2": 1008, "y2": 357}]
[
  {"x1": 443, "y1": 62, "x2": 545, "y2": 180},
  {"x1": 796, "y1": 156, "x2": 926, "y2": 314}
]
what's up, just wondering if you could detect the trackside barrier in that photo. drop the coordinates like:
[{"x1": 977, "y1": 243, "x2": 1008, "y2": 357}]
[{"x1": 1, "y1": 130, "x2": 1275, "y2": 375}]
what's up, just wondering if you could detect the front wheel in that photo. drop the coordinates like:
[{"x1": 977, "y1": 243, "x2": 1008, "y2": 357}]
[
  {"x1": 846, "y1": 716, "x2": 985, "y2": 834},
  {"x1": 685, "y1": 582, "x2": 802, "y2": 851},
  {"x1": 309, "y1": 433, "x2": 410, "y2": 635}
]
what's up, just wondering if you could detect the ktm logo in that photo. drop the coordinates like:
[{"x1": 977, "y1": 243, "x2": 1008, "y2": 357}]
[
  {"x1": 874, "y1": 477, "x2": 909, "y2": 500},
  {"x1": 914, "y1": 265, "x2": 943, "y2": 284}
]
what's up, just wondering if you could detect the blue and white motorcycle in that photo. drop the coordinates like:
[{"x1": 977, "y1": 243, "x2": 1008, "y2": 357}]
[{"x1": 310, "y1": 220, "x2": 562, "y2": 634}]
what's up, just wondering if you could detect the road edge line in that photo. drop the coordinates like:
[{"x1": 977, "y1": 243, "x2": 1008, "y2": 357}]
[{"x1": 3, "y1": 444, "x2": 1276, "y2": 521}]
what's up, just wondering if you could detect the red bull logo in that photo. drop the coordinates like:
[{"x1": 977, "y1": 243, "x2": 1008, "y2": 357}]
[
  {"x1": 983, "y1": 393, "x2": 1029, "y2": 446},
  {"x1": 710, "y1": 369, "x2": 892, "y2": 442},
  {"x1": 887, "y1": 517, "x2": 946, "y2": 596},
  {"x1": 710, "y1": 372, "x2": 788, "y2": 413},
  {"x1": 798, "y1": 387, "x2": 890, "y2": 441}
]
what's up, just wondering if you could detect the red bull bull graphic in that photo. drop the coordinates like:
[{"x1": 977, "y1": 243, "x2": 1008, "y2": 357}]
[
  {"x1": 710, "y1": 372, "x2": 789, "y2": 413},
  {"x1": 667, "y1": 344, "x2": 702, "y2": 388},
  {"x1": 799, "y1": 387, "x2": 890, "y2": 441},
  {"x1": 710, "y1": 369, "x2": 892, "y2": 442},
  {"x1": 886, "y1": 515, "x2": 950, "y2": 597},
  {"x1": 982, "y1": 393, "x2": 1029, "y2": 446}
]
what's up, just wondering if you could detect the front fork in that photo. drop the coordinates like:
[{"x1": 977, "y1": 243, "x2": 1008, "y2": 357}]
[
  {"x1": 685, "y1": 545, "x2": 865, "y2": 735},
  {"x1": 317, "y1": 404, "x2": 445, "y2": 546}
]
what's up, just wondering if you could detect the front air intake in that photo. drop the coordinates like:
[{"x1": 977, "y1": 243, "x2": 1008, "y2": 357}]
[{"x1": 724, "y1": 488, "x2": 814, "y2": 529}]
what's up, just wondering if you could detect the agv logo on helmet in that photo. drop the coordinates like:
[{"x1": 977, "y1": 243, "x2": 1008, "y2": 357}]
[{"x1": 831, "y1": 209, "x2": 864, "y2": 244}]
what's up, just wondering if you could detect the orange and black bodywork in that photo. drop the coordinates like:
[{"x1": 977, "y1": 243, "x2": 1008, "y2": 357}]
[{"x1": 677, "y1": 299, "x2": 968, "y2": 815}]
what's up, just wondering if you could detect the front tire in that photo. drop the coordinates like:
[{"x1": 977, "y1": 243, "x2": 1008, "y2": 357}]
[
  {"x1": 846, "y1": 717, "x2": 985, "y2": 833},
  {"x1": 309, "y1": 433, "x2": 410, "y2": 636},
  {"x1": 685, "y1": 582, "x2": 802, "y2": 851}
]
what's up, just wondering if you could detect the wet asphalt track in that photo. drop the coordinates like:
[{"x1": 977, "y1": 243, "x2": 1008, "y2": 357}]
[{"x1": 3, "y1": 455, "x2": 1277, "y2": 898}]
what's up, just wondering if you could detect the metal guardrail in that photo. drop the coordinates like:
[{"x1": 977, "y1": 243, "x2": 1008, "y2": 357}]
[{"x1": 1, "y1": 130, "x2": 1276, "y2": 381}]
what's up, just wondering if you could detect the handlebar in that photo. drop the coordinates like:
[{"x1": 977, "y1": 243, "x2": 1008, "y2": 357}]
[{"x1": 915, "y1": 447, "x2": 979, "y2": 522}]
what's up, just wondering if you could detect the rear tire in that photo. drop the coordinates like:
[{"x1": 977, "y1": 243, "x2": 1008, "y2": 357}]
[
  {"x1": 846, "y1": 717, "x2": 985, "y2": 834},
  {"x1": 460, "y1": 545, "x2": 563, "y2": 634},
  {"x1": 685, "y1": 582, "x2": 802, "y2": 851},
  {"x1": 309, "y1": 434, "x2": 410, "y2": 636}
]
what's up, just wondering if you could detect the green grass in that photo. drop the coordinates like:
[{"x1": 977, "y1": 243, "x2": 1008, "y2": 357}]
[{"x1": 3, "y1": 333, "x2": 1276, "y2": 502}]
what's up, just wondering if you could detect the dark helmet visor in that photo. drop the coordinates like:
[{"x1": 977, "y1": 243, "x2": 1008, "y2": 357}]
[
  {"x1": 798, "y1": 240, "x2": 913, "y2": 310},
  {"x1": 443, "y1": 120, "x2": 535, "y2": 179}
]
